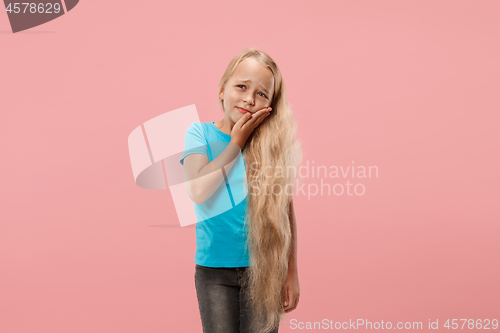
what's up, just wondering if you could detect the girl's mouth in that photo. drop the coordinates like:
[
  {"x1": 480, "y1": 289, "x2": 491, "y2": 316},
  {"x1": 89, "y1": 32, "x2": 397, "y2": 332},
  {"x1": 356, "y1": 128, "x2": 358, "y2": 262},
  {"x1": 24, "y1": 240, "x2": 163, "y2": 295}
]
[{"x1": 237, "y1": 107, "x2": 250, "y2": 114}]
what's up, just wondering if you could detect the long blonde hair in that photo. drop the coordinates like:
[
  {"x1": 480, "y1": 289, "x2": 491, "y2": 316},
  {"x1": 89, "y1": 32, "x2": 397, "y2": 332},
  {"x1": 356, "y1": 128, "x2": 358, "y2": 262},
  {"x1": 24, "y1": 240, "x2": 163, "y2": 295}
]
[{"x1": 217, "y1": 48, "x2": 303, "y2": 333}]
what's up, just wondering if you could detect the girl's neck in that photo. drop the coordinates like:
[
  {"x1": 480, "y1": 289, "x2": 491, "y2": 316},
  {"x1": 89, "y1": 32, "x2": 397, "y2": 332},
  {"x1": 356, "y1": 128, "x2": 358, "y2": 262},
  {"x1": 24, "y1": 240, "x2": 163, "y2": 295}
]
[{"x1": 214, "y1": 117, "x2": 235, "y2": 136}]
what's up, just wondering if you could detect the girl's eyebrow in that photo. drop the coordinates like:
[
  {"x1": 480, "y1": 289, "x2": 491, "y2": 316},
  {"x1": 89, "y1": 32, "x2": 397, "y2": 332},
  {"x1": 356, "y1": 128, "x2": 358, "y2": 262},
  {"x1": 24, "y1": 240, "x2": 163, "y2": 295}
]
[{"x1": 239, "y1": 79, "x2": 270, "y2": 94}]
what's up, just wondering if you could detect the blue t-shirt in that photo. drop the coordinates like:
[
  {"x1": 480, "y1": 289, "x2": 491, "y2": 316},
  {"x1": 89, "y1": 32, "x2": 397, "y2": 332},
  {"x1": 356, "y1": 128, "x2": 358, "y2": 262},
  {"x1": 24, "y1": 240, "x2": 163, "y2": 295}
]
[{"x1": 179, "y1": 121, "x2": 250, "y2": 267}]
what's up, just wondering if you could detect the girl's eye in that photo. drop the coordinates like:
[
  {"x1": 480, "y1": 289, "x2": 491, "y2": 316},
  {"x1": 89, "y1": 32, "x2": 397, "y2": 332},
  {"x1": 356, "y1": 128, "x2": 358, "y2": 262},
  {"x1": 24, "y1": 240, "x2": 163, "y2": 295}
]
[{"x1": 237, "y1": 85, "x2": 267, "y2": 99}]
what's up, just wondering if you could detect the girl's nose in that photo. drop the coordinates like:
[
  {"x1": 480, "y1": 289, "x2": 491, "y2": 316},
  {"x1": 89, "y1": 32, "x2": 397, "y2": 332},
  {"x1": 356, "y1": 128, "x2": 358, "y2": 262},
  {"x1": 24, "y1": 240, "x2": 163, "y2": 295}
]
[{"x1": 244, "y1": 96, "x2": 254, "y2": 105}]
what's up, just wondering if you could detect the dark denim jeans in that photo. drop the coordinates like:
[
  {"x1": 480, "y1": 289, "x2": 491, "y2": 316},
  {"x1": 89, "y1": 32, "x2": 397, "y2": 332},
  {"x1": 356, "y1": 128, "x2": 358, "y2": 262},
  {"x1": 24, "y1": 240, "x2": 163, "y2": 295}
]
[{"x1": 195, "y1": 264, "x2": 280, "y2": 333}]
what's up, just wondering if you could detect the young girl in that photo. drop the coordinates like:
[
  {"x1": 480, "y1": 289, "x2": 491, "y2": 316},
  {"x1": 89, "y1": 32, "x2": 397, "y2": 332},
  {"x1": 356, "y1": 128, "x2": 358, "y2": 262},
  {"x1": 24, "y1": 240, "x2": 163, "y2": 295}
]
[{"x1": 180, "y1": 48, "x2": 302, "y2": 333}]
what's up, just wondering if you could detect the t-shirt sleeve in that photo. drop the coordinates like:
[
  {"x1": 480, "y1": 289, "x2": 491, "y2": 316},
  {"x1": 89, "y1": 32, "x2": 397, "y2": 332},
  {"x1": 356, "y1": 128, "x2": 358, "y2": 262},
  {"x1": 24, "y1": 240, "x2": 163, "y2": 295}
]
[{"x1": 179, "y1": 121, "x2": 209, "y2": 166}]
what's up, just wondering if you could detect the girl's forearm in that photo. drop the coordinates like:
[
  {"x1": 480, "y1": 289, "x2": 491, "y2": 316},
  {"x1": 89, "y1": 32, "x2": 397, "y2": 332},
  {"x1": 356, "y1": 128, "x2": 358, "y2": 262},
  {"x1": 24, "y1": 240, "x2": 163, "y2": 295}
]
[
  {"x1": 186, "y1": 142, "x2": 241, "y2": 204},
  {"x1": 288, "y1": 199, "x2": 298, "y2": 275}
]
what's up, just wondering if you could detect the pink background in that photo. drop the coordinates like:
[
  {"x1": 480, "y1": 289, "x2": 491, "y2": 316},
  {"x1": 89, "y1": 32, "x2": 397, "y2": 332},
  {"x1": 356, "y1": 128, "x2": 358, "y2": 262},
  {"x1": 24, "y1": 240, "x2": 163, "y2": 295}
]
[{"x1": 1, "y1": 1, "x2": 499, "y2": 332}]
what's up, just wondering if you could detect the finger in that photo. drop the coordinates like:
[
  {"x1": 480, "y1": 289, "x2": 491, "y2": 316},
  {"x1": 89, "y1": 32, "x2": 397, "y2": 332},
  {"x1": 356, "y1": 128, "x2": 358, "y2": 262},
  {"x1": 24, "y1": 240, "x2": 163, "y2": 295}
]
[
  {"x1": 254, "y1": 109, "x2": 271, "y2": 123},
  {"x1": 283, "y1": 288, "x2": 289, "y2": 308},
  {"x1": 291, "y1": 296, "x2": 297, "y2": 310},
  {"x1": 244, "y1": 109, "x2": 270, "y2": 129},
  {"x1": 240, "y1": 112, "x2": 252, "y2": 122},
  {"x1": 238, "y1": 112, "x2": 252, "y2": 128},
  {"x1": 288, "y1": 293, "x2": 297, "y2": 311},
  {"x1": 253, "y1": 108, "x2": 271, "y2": 119},
  {"x1": 286, "y1": 293, "x2": 293, "y2": 309},
  {"x1": 241, "y1": 113, "x2": 260, "y2": 128},
  {"x1": 284, "y1": 295, "x2": 295, "y2": 313},
  {"x1": 261, "y1": 109, "x2": 271, "y2": 117},
  {"x1": 255, "y1": 114, "x2": 270, "y2": 127}
]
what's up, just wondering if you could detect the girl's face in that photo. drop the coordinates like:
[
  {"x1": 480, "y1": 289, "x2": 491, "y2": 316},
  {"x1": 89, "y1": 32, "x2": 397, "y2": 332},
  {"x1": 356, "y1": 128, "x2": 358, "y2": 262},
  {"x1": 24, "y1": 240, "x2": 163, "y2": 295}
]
[{"x1": 220, "y1": 58, "x2": 274, "y2": 123}]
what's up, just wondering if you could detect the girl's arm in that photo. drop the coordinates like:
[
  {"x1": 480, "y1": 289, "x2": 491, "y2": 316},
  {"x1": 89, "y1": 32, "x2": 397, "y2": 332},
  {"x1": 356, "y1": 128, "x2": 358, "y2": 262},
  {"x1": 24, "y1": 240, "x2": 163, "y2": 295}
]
[
  {"x1": 183, "y1": 142, "x2": 241, "y2": 205},
  {"x1": 288, "y1": 198, "x2": 298, "y2": 275},
  {"x1": 183, "y1": 110, "x2": 269, "y2": 205},
  {"x1": 283, "y1": 198, "x2": 300, "y2": 312}
]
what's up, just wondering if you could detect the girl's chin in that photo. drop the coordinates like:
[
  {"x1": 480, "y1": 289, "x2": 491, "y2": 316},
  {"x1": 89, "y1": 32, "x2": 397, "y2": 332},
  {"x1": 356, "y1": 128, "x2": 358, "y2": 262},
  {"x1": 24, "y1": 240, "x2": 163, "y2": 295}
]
[{"x1": 231, "y1": 110, "x2": 243, "y2": 121}]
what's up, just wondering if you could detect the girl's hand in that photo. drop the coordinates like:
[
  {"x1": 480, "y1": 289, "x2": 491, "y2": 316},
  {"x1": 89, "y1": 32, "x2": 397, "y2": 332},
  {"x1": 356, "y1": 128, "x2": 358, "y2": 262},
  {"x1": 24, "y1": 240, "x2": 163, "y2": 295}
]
[
  {"x1": 282, "y1": 270, "x2": 300, "y2": 313},
  {"x1": 230, "y1": 107, "x2": 272, "y2": 149}
]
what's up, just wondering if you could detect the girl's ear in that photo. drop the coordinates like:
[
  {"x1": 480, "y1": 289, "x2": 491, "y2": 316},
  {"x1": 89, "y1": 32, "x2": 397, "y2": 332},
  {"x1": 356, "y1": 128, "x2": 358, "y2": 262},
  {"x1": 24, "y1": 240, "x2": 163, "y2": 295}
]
[{"x1": 219, "y1": 91, "x2": 224, "y2": 101}]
